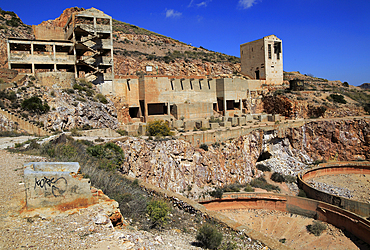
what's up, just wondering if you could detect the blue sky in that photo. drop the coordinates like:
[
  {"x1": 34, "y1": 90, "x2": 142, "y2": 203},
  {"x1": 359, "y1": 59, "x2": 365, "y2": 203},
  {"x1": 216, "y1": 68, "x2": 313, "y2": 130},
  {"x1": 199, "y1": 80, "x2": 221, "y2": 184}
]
[{"x1": 2, "y1": 0, "x2": 369, "y2": 86}]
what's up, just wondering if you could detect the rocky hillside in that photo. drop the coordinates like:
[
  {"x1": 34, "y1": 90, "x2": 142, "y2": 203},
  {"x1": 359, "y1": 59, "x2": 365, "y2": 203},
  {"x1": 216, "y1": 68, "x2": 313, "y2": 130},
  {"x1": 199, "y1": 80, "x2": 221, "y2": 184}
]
[
  {"x1": 0, "y1": 8, "x2": 34, "y2": 68},
  {"x1": 0, "y1": 76, "x2": 119, "y2": 132},
  {"x1": 117, "y1": 119, "x2": 370, "y2": 196},
  {"x1": 263, "y1": 71, "x2": 370, "y2": 119}
]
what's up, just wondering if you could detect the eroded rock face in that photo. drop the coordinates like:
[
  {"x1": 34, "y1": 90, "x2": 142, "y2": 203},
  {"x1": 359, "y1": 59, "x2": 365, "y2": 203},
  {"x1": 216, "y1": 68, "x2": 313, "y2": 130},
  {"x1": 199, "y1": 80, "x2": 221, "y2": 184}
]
[
  {"x1": 288, "y1": 119, "x2": 370, "y2": 161},
  {"x1": 117, "y1": 119, "x2": 370, "y2": 193},
  {"x1": 118, "y1": 132, "x2": 263, "y2": 193}
]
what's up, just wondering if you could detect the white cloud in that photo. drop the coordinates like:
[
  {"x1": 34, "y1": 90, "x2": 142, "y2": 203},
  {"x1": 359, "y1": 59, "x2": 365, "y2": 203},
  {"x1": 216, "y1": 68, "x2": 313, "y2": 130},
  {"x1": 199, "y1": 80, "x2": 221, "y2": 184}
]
[
  {"x1": 197, "y1": 1, "x2": 207, "y2": 7},
  {"x1": 166, "y1": 9, "x2": 182, "y2": 18},
  {"x1": 238, "y1": 0, "x2": 260, "y2": 9},
  {"x1": 188, "y1": 0, "x2": 194, "y2": 7}
]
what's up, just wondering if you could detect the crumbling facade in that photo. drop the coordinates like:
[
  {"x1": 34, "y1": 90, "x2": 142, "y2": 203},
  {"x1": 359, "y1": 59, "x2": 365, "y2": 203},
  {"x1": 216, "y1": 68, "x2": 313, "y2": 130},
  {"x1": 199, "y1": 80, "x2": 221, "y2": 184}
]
[
  {"x1": 240, "y1": 35, "x2": 283, "y2": 85},
  {"x1": 5, "y1": 8, "x2": 283, "y2": 125},
  {"x1": 7, "y1": 8, "x2": 113, "y2": 90}
]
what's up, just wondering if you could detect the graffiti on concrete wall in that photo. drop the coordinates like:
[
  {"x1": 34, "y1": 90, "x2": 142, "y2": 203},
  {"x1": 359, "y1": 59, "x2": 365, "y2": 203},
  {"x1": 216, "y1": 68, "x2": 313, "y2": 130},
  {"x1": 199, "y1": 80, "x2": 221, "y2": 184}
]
[{"x1": 34, "y1": 177, "x2": 67, "y2": 197}]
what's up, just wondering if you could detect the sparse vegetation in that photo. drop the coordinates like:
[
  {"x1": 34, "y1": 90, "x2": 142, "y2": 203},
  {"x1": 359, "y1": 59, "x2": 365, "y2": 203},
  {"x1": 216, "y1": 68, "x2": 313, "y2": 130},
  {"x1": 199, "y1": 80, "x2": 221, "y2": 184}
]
[
  {"x1": 210, "y1": 188, "x2": 224, "y2": 199},
  {"x1": 307, "y1": 221, "x2": 327, "y2": 236},
  {"x1": 196, "y1": 224, "x2": 223, "y2": 250},
  {"x1": 147, "y1": 120, "x2": 173, "y2": 137},
  {"x1": 21, "y1": 96, "x2": 50, "y2": 114},
  {"x1": 250, "y1": 177, "x2": 280, "y2": 192},
  {"x1": 95, "y1": 93, "x2": 108, "y2": 104},
  {"x1": 256, "y1": 164, "x2": 271, "y2": 172},
  {"x1": 327, "y1": 93, "x2": 347, "y2": 104},
  {"x1": 271, "y1": 172, "x2": 296, "y2": 183},
  {"x1": 146, "y1": 199, "x2": 171, "y2": 228},
  {"x1": 200, "y1": 144, "x2": 208, "y2": 151}
]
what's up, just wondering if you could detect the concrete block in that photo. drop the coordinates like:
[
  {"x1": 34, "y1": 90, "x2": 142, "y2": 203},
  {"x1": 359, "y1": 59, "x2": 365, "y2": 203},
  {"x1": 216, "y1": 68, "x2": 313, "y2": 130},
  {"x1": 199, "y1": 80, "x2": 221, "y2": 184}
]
[
  {"x1": 201, "y1": 119, "x2": 209, "y2": 129},
  {"x1": 172, "y1": 120, "x2": 184, "y2": 129},
  {"x1": 210, "y1": 123, "x2": 220, "y2": 130},
  {"x1": 24, "y1": 162, "x2": 93, "y2": 209},
  {"x1": 245, "y1": 114, "x2": 253, "y2": 122},
  {"x1": 138, "y1": 123, "x2": 146, "y2": 135},
  {"x1": 228, "y1": 117, "x2": 238, "y2": 126},
  {"x1": 274, "y1": 114, "x2": 281, "y2": 122},
  {"x1": 220, "y1": 121, "x2": 231, "y2": 127},
  {"x1": 238, "y1": 117, "x2": 246, "y2": 126},
  {"x1": 259, "y1": 114, "x2": 268, "y2": 122},
  {"x1": 184, "y1": 120, "x2": 195, "y2": 131}
]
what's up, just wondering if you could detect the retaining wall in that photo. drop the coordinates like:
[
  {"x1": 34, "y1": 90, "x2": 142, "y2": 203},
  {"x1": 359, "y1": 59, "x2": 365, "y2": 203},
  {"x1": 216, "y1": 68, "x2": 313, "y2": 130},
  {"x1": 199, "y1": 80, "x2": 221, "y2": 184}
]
[
  {"x1": 0, "y1": 108, "x2": 51, "y2": 136},
  {"x1": 298, "y1": 161, "x2": 370, "y2": 218},
  {"x1": 178, "y1": 120, "x2": 305, "y2": 146},
  {"x1": 200, "y1": 192, "x2": 370, "y2": 246}
]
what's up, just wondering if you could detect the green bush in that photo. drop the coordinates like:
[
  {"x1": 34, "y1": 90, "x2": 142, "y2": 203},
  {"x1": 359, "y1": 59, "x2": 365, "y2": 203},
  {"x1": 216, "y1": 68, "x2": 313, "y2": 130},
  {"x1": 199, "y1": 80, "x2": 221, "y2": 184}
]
[
  {"x1": 196, "y1": 224, "x2": 223, "y2": 249},
  {"x1": 116, "y1": 129, "x2": 128, "y2": 136},
  {"x1": 21, "y1": 96, "x2": 50, "y2": 114},
  {"x1": 95, "y1": 93, "x2": 108, "y2": 104},
  {"x1": 307, "y1": 221, "x2": 327, "y2": 236},
  {"x1": 210, "y1": 188, "x2": 223, "y2": 199},
  {"x1": 223, "y1": 183, "x2": 241, "y2": 192},
  {"x1": 200, "y1": 144, "x2": 208, "y2": 151},
  {"x1": 250, "y1": 177, "x2": 280, "y2": 192},
  {"x1": 147, "y1": 120, "x2": 173, "y2": 137},
  {"x1": 244, "y1": 184, "x2": 255, "y2": 192},
  {"x1": 86, "y1": 142, "x2": 124, "y2": 170},
  {"x1": 271, "y1": 172, "x2": 285, "y2": 183},
  {"x1": 146, "y1": 199, "x2": 171, "y2": 228},
  {"x1": 256, "y1": 164, "x2": 271, "y2": 172},
  {"x1": 327, "y1": 93, "x2": 347, "y2": 104}
]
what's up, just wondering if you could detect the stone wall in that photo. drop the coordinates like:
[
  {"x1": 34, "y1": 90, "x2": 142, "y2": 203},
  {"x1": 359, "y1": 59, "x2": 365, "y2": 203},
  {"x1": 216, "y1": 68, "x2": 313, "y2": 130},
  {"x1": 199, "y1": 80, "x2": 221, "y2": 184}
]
[{"x1": 36, "y1": 72, "x2": 75, "y2": 89}]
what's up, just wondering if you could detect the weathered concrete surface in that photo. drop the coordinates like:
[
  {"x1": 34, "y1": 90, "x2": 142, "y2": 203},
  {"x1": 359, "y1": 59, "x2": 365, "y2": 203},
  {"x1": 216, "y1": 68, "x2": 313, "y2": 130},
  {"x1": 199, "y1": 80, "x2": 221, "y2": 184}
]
[
  {"x1": 200, "y1": 192, "x2": 370, "y2": 246},
  {"x1": 24, "y1": 162, "x2": 93, "y2": 209},
  {"x1": 298, "y1": 161, "x2": 370, "y2": 218}
]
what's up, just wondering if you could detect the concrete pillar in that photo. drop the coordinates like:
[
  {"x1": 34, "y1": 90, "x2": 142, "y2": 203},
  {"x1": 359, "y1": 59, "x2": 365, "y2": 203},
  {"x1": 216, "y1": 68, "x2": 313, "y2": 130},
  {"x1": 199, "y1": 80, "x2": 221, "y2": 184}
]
[
  {"x1": 53, "y1": 44, "x2": 57, "y2": 71},
  {"x1": 223, "y1": 98, "x2": 227, "y2": 116},
  {"x1": 167, "y1": 102, "x2": 170, "y2": 115},
  {"x1": 93, "y1": 17, "x2": 97, "y2": 36},
  {"x1": 6, "y1": 41, "x2": 10, "y2": 69},
  {"x1": 240, "y1": 99, "x2": 243, "y2": 112},
  {"x1": 73, "y1": 47, "x2": 78, "y2": 78},
  {"x1": 32, "y1": 63, "x2": 35, "y2": 75}
]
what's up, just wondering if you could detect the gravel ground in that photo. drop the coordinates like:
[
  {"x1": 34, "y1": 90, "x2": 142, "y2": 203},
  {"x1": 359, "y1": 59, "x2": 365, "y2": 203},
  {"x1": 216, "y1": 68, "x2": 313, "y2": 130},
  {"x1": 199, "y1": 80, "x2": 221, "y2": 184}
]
[
  {"x1": 309, "y1": 174, "x2": 370, "y2": 203},
  {"x1": 0, "y1": 142, "x2": 267, "y2": 250}
]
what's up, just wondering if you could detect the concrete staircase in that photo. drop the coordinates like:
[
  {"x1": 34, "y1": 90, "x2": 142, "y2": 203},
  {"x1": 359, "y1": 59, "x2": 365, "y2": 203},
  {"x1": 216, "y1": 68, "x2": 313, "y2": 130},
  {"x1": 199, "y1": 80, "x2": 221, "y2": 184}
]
[
  {"x1": 0, "y1": 108, "x2": 52, "y2": 136},
  {"x1": 222, "y1": 209, "x2": 358, "y2": 250}
]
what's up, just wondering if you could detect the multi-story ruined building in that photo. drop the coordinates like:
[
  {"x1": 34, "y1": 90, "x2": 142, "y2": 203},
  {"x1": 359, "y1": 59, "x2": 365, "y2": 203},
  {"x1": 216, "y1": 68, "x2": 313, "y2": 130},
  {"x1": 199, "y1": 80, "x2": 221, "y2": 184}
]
[
  {"x1": 5, "y1": 8, "x2": 283, "y2": 124},
  {"x1": 240, "y1": 35, "x2": 283, "y2": 85},
  {"x1": 7, "y1": 8, "x2": 113, "y2": 91}
]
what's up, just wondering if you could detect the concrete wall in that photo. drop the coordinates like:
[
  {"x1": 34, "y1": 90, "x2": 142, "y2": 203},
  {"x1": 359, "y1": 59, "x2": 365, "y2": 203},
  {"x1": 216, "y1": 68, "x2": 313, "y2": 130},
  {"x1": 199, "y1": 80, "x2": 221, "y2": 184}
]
[
  {"x1": 178, "y1": 120, "x2": 304, "y2": 146},
  {"x1": 298, "y1": 161, "x2": 370, "y2": 218},
  {"x1": 78, "y1": 128, "x2": 121, "y2": 137},
  {"x1": 24, "y1": 162, "x2": 93, "y2": 209},
  {"x1": 33, "y1": 25, "x2": 65, "y2": 40},
  {"x1": 200, "y1": 192, "x2": 370, "y2": 246},
  {"x1": 240, "y1": 35, "x2": 283, "y2": 85},
  {"x1": 0, "y1": 68, "x2": 18, "y2": 83},
  {"x1": 36, "y1": 72, "x2": 75, "y2": 89},
  {"x1": 113, "y1": 77, "x2": 140, "y2": 107}
]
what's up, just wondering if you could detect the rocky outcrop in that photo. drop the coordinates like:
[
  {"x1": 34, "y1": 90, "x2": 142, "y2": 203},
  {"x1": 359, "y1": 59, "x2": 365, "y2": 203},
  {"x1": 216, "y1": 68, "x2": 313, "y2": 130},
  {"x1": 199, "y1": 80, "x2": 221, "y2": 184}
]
[
  {"x1": 287, "y1": 119, "x2": 370, "y2": 161},
  {"x1": 117, "y1": 119, "x2": 370, "y2": 193},
  {"x1": 40, "y1": 90, "x2": 119, "y2": 131},
  {"x1": 118, "y1": 132, "x2": 264, "y2": 194}
]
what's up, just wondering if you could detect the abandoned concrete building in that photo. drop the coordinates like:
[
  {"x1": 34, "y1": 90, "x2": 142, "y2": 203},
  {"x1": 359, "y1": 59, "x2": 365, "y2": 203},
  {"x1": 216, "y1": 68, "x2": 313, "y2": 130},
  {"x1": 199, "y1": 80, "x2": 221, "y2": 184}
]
[
  {"x1": 5, "y1": 8, "x2": 284, "y2": 127},
  {"x1": 240, "y1": 35, "x2": 283, "y2": 85},
  {"x1": 7, "y1": 8, "x2": 114, "y2": 91}
]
